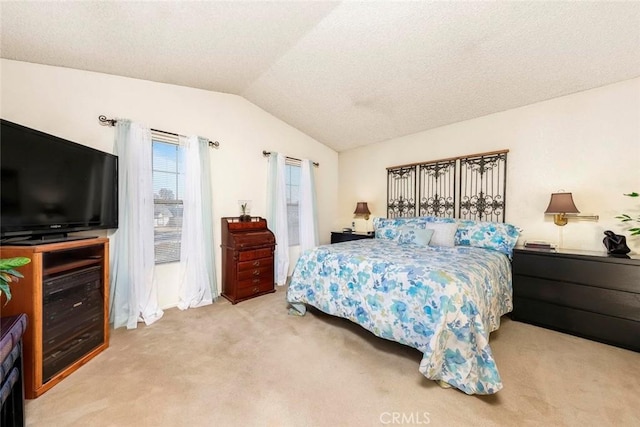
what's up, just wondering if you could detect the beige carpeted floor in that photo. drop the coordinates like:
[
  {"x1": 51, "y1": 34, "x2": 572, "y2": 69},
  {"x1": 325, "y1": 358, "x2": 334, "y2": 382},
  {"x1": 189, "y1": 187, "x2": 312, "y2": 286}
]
[{"x1": 26, "y1": 288, "x2": 640, "y2": 426}]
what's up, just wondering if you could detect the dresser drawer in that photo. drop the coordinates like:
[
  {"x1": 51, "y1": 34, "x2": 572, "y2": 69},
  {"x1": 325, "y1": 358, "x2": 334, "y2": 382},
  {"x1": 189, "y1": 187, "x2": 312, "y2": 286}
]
[
  {"x1": 238, "y1": 257, "x2": 272, "y2": 271},
  {"x1": 513, "y1": 252, "x2": 639, "y2": 293},
  {"x1": 238, "y1": 248, "x2": 273, "y2": 262},
  {"x1": 232, "y1": 231, "x2": 276, "y2": 249},
  {"x1": 513, "y1": 297, "x2": 640, "y2": 352},
  {"x1": 514, "y1": 275, "x2": 640, "y2": 321},
  {"x1": 237, "y1": 276, "x2": 273, "y2": 290},
  {"x1": 236, "y1": 281, "x2": 274, "y2": 300},
  {"x1": 237, "y1": 265, "x2": 273, "y2": 281}
]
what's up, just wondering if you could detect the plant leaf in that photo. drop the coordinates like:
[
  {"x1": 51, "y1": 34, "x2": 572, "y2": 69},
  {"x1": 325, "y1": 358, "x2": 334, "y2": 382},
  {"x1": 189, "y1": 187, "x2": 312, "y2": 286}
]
[
  {"x1": 0, "y1": 257, "x2": 29, "y2": 305},
  {"x1": 5, "y1": 269, "x2": 24, "y2": 279},
  {"x1": 0, "y1": 285, "x2": 11, "y2": 303},
  {"x1": 0, "y1": 257, "x2": 31, "y2": 269}
]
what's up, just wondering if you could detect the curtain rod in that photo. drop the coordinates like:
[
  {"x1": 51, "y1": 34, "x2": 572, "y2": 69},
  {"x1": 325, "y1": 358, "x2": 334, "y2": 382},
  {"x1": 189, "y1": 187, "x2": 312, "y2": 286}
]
[
  {"x1": 262, "y1": 150, "x2": 319, "y2": 167},
  {"x1": 98, "y1": 115, "x2": 220, "y2": 147}
]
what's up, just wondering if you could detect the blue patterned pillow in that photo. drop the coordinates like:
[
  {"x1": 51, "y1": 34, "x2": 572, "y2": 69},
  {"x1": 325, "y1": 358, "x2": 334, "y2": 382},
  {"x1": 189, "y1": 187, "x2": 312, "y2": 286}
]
[
  {"x1": 373, "y1": 217, "x2": 398, "y2": 240},
  {"x1": 373, "y1": 216, "x2": 455, "y2": 241},
  {"x1": 421, "y1": 216, "x2": 456, "y2": 224},
  {"x1": 373, "y1": 217, "x2": 404, "y2": 240},
  {"x1": 397, "y1": 226, "x2": 434, "y2": 246},
  {"x1": 455, "y1": 220, "x2": 520, "y2": 255},
  {"x1": 375, "y1": 225, "x2": 400, "y2": 240}
]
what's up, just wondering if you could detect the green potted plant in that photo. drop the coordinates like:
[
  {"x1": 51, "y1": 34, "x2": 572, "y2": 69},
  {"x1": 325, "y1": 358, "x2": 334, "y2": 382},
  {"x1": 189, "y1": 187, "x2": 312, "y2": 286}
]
[
  {"x1": 239, "y1": 200, "x2": 252, "y2": 222},
  {"x1": 0, "y1": 257, "x2": 31, "y2": 304},
  {"x1": 616, "y1": 192, "x2": 640, "y2": 236}
]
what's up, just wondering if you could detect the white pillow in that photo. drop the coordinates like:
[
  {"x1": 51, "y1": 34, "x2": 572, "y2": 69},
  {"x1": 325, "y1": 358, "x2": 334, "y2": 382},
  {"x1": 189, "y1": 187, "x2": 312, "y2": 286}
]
[{"x1": 426, "y1": 222, "x2": 458, "y2": 247}]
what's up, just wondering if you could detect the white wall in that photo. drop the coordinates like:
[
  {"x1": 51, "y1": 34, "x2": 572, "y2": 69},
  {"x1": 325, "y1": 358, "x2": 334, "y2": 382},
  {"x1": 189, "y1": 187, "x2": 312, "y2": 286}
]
[
  {"x1": 0, "y1": 59, "x2": 339, "y2": 308},
  {"x1": 339, "y1": 78, "x2": 640, "y2": 254}
]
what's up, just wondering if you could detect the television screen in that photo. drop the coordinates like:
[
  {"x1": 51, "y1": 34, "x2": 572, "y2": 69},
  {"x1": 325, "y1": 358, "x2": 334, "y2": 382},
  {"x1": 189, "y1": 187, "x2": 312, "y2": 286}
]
[{"x1": 1, "y1": 119, "x2": 118, "y2": 243}]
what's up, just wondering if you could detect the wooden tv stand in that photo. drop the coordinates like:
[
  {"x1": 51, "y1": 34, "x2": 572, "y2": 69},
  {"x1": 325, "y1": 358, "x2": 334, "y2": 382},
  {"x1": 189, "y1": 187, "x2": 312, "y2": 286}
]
[{"x1": 0, "y1": 237, "x2": 110, "y2": 398}]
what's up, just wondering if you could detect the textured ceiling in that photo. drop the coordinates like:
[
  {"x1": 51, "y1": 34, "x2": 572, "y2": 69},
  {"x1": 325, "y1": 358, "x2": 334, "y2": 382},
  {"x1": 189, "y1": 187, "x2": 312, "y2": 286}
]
[{"x1": 2, "y1": 1, "x2": 639, "y2": 152}]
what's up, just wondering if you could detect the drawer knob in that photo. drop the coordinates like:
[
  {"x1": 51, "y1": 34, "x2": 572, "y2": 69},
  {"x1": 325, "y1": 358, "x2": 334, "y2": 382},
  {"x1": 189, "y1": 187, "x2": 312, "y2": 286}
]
[
  {"x1": 253, "y1": 270, "x2": 260, "y2": 276},
  {"x1": 252, "y1": 286, "x2": 259, "y2": 293},
  {"x1": 253, "y1": 260, "x2": 260, "y2": 266},
  {"x1": 252, "y1": 278, "x2": 260, "y2": 283}
]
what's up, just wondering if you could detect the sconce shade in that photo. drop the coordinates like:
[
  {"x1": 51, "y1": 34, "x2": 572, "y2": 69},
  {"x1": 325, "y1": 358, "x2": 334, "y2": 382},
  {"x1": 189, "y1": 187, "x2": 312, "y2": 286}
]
[
  {"x1": 354, "y1": 202, "x2": 371, "y2": 219},
  {"x1": 544, "y1": 192, "x2": 580, "y2": 214}
]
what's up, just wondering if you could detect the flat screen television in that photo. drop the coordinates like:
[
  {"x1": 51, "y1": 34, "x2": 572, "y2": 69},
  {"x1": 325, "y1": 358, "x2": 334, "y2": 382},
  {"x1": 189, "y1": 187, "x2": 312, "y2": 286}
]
[{"x1": 1, "y1": 119, "x2": 118, "y2": 245}]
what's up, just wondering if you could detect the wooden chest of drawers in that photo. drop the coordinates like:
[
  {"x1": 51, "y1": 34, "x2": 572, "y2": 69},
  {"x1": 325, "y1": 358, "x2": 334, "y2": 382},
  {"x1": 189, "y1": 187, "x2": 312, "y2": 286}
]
[{"x1": 221, "y1": 217, "x2": 276, "y2": 304}]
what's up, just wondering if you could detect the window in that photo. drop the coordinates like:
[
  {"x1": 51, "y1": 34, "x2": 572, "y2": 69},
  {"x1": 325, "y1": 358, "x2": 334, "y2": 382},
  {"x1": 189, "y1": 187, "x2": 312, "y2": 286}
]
[
  {"x1": 285, "y1": 161, "x2": 300, "y2": 246},
  {"x1": 152, "y1": 133, "x2": 185, "y2": 263}
]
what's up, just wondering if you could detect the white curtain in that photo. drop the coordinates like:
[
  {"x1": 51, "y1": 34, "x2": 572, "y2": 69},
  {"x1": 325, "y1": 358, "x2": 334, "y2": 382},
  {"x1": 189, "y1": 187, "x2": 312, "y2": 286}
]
[
  {"x1": 178, "y1": 136, "x2": 216, "y2": 309},
  {"x1": 110, "y1": 120, "x2": 163, "y2": 329},
  {"x1": 266, "y1": 153, "x2": 289, "y2": 286},
  {"x1": 298, "y1": 159, "x2": 319, "y2": 251}
]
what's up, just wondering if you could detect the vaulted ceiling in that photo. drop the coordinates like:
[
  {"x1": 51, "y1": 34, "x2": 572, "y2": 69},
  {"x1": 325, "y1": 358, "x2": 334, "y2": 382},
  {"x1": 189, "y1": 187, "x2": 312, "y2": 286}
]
[{"x1": 2, "y1": 1, "x2": 639, "y2": 152}]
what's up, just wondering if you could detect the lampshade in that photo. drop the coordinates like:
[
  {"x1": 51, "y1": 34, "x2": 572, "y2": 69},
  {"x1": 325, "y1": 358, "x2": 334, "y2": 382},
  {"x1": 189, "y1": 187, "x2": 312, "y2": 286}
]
[
  {"x1": 545, "y1": 192, "x2": 580, "y2": 226},
  {"x1": 544, "y1": 192, "x2": 580, "y2": 214},
  {"x1": 354, "y1": 202, "x2": 371, "y2": 220}
]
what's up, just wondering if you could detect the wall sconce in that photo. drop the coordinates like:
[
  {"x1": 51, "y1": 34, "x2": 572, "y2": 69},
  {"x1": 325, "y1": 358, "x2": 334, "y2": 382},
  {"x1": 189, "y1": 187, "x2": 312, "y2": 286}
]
[
  {"x1": 544, "y1": 192, "x2": 599, "y2": 226},
  {"x1": 353, "y1": 202, "x2": 371, "y2": 220}
]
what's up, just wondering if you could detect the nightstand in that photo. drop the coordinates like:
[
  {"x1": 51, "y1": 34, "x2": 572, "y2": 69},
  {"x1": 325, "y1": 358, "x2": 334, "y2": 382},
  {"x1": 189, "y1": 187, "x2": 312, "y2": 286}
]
[
  {"x1": 330, "y1": 231, "x2": 374, "y2": 244},
  {"x1": 511, "y1": 247, "x2": 640, "y2": 352}
]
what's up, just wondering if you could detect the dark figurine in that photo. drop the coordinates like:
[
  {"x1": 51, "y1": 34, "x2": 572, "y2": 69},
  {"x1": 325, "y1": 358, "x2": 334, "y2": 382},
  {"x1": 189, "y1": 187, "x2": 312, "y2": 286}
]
[{"x1": 603, "y1": 230, "x2": 631, "y2": 255}]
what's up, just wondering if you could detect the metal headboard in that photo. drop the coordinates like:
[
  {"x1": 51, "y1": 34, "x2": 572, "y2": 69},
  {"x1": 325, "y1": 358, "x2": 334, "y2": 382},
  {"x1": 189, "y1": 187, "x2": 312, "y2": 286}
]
[{"x1": 387, "y1": 150, "x2": 508, "y2": 222}]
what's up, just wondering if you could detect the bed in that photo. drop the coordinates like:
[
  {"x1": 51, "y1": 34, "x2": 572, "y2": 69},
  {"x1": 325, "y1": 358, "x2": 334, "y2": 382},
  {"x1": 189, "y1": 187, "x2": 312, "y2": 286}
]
[{"x1": 286, "y1": 216, "x2": 520, "y2": 395}]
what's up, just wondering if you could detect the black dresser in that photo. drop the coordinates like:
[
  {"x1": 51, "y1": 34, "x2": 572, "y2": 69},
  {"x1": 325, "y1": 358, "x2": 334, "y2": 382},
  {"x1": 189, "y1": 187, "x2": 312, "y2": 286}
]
[{"x1": 511, "y1": 247, "x2": 639, "y2": 352}]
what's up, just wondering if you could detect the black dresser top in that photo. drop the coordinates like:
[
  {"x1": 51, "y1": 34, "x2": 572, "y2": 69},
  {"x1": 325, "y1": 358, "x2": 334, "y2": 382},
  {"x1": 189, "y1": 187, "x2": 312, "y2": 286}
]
[{"x1": 514, "y1": 246, "x2": 640, "y2": 265}]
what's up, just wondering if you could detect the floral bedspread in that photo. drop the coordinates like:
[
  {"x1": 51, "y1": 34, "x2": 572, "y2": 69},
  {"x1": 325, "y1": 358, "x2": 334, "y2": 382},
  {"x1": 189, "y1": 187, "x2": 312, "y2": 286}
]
[{"x1": 286, "y1": 239, "x2": 513, "y2": 394}]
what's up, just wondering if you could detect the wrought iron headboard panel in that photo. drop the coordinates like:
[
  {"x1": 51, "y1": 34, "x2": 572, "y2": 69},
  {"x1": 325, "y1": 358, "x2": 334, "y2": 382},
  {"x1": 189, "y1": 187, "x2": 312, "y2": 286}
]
[
  {"x1": 418, "y1": 159, "x2": 456, "y2": 218},
  {"x1": 387, "y1": 150, "x2": 508, "y2": 222},
  {"x1": 459, "y1": 151, "x2": 507, "y2": 222},
  {"x1": 387, "y1": 166, "x2": 417, "y2": 218}
]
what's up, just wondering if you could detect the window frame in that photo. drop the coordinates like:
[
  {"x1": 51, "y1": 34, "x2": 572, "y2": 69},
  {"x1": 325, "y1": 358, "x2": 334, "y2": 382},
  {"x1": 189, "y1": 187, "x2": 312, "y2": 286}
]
[
  {"x1": 152, "y1": 131, "x2": 184, "y2": 264},
  {"x1": 285, "y1": 159, "x2": 301, "y2": 247}
]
